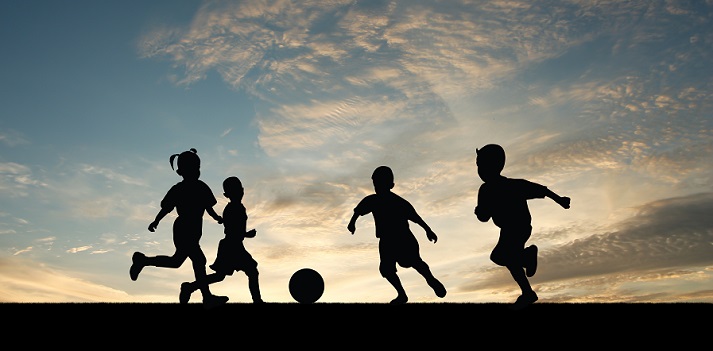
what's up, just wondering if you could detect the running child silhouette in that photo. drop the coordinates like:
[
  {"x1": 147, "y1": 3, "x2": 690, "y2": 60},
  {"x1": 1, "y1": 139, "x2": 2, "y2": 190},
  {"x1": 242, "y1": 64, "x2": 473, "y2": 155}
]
[
  {"x1": 129, "y1": 148, "x2": 228, "y2": 308},
  {"x1": 474, "y1": 144, "x2": 570, "y2": 310},
  {"x1": 347, "y1": 165, "x2": 447, "y2": 304},
  {"x1": 179, "y1": 175, "x2": 264, "y2": 304}
]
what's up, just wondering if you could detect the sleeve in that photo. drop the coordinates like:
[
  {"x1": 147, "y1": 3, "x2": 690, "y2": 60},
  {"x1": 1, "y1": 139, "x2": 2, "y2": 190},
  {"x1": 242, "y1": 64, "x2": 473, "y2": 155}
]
[
  {"x1": 353, "y1": 195, "x2": 374, "y2": 216},
  {"x1": 403, "y1": 198, "x2": 420, "y2": 222},
  {"x1": 160, "y1": 185, "x2": 178, "y2": 210},
  {"x1": 201, "y1": 181, "x2": 218, "y2": 208},
  {"x1": 517, "y1": 179, "x2": 548, "y2": 200},
  {"x1": 475, "y1": 184, "x2": 491, "y2": 220}
]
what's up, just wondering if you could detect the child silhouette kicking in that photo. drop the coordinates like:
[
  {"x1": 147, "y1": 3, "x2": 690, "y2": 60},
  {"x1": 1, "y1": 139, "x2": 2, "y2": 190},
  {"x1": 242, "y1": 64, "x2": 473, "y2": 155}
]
[
  {"x1": 474, "y1": 144, "x2": 570, "y2": 310},
  {"x1": 179, "y1": 176, "x2": 264, "y2": 304},
  {"x1": 129, "y1": 148, "x2": 228, "y2": 308},
  {"x1": 347, "y1": 165, "x2": 447, "y2": 304}
]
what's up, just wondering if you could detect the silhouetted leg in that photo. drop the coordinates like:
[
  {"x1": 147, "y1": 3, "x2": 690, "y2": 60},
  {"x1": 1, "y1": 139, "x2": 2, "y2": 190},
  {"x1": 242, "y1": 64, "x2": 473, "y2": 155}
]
[
  {"x1": 413, "y1": 261, "x2": 447, "y2": 298},
  {"x1": 384, "y1": 273, "x2": 408, "y2": 304},
  {"x1": 131, "y1": 252, "x2": 186, "y2": 281},
  {"x1": 189, "y1": 252, "x2": 228, "y2": 308},
  {"x1": 180, "y1": 272, "x2": 226, "y2": 304},
  {"x1": 192, "y1": 262, "x2": 212, "y2": 299},
  {"x1": 524, "y1": 245, "x2": 538, "y2": 277},
  {"x1": 149, "y1": 254, "x2": 187, "y2": 268},
  {"x1": 247, "y1": 270, "x2": 263, "y2": 303},
  {"x1": 196, "y1": 270, "x2": 229, "y2": 309},
  {"x1": 507, "y1": 265, "x2": 538, "y2": 310}
]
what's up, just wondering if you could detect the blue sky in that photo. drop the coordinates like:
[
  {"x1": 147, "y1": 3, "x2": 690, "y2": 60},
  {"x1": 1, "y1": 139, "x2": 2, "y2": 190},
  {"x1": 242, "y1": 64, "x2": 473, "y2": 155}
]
[{"x1": 1, "y1": 0, "x2": 712, "y2": 303}]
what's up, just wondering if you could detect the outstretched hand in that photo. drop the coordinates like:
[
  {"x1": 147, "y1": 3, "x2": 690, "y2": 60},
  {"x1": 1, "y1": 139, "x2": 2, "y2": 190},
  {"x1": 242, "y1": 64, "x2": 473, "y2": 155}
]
[
  {"x1": 148, "y1": 221, "x2": 158, "y2": 232},
  {"x1": 347, "y1": 222, "x2": 356, "y2": 234},
  {"x1": 558, "y1": 196, "x2": 571, "y2": 209}
]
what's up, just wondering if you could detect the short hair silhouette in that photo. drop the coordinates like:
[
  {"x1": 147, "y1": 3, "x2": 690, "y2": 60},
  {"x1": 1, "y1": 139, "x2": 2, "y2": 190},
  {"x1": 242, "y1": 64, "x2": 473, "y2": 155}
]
[
  {"x1": 347, "y1": 165, "x2": 447, "y2": 304},
  {"x1": 474, "y1": 143, "x2": 571, "y2": 310},
  {"x1": 371, "y1": 165, "x2": 394, "y2": 187},
  {"x1": 475, "y1": 144, "x2": 505, "y2": 172},
  {"x1": 223, "y1": 176, "x2": 242, "y2": 194}
]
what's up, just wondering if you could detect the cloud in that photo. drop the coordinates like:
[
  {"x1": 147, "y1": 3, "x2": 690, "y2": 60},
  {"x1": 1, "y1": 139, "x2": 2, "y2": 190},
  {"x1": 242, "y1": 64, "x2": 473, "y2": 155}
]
[
  {"x1": 459, "y1": 192, "x2": 713, "y2": 296},
  {"x1": 448, "y1": 192, "x2": 713, "y2": 303},
  {"x1": 220, "y1": 128, "x2": 232, "y2": 137},
  {"x1": 80, "y1": 164, "x2": 146, "y2": 186},
  {"x1": 0, "y1": 162, "x2": 45, "y2": 197},
  {"x1": 12, "y1": 247, "x2": 32, "y2": 255},
  {"x1": 0, "y1": 129, "x2": 29, "y2": 147},
  {"x1": 67, "y1": 246, "x2": 92, "y2": 254},
  {"x1": 554, "y1": 192, "x2": 713, "y2": 273},
  {"x1": 0, "y1": 256, "x2": 136, "y2": 302}
]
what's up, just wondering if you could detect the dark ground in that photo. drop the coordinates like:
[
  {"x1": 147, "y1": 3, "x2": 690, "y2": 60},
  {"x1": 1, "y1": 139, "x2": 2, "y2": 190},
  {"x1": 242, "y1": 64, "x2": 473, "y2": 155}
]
[{"x1": 2, "y1": 302, "x2": 707, "y2": 346}]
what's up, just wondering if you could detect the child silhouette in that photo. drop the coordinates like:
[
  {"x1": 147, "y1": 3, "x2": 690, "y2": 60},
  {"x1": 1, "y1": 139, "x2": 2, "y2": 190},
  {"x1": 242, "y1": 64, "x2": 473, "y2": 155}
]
[
  {"x1": 179, "y1": 176, "x2": 264, "y2": 304},
  {"x1": 474, "y1": 144, "x2": 570, "y2": 310},
  {"x1": 130, "y1": 148, "x2": 228, "y2": 308},
  {"x1": 347, "y1": 165, "x2": 447, "y2": 304}
]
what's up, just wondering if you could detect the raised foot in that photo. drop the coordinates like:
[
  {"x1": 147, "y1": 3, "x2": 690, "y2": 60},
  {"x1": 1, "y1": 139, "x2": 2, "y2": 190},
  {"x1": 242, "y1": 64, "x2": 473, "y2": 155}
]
[{"x1": 129, "y1": 252, "x2": 146, "y2": 281}]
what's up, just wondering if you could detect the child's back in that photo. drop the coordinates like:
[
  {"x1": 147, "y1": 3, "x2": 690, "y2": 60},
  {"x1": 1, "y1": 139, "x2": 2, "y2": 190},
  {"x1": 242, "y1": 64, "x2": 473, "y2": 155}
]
[{"x1": 354, "y1": 191, "x2": 416, "y2": 239}]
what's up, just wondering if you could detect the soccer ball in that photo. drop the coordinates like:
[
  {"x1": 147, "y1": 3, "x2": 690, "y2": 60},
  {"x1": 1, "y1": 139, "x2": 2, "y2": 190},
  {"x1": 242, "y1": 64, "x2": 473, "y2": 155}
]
[{"x1": 289, "y1": 268, "x2": 324, "y2": 304}]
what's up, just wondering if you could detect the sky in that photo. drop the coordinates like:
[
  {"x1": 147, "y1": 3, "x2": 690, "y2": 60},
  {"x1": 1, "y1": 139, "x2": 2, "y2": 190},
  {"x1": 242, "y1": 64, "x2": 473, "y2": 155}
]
[{"x1": 1, "y1": 0, "x2": 712, "y2": 304}]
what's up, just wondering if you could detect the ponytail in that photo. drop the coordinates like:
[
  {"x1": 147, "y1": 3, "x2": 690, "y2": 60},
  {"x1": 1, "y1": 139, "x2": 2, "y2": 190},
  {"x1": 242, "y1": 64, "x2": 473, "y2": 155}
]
[{"x1": 170, "y1": 148, "x2": 199, "y2": 171}]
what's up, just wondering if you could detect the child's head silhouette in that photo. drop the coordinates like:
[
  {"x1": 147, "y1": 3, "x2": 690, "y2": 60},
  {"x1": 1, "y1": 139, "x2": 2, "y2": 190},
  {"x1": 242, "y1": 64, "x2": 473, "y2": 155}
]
[
  {"x1": 476, "y1": 144, "x2": 505, "y2": 181},
  {"x1": 170, "y1": 148, "x2": 201, "y2": 179},
  {"x1": 371, "y1": 165, "x2": 395, "y2": 193},
  {"x1": 223, "y1": 176, "x2": 244, "y2": 200}
]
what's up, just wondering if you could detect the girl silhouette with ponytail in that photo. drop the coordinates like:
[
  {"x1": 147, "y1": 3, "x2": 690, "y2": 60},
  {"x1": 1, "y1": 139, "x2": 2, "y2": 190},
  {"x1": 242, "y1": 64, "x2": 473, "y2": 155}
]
[{"x1": 130, "y1": 148, "x2": 228, "y2": 308}]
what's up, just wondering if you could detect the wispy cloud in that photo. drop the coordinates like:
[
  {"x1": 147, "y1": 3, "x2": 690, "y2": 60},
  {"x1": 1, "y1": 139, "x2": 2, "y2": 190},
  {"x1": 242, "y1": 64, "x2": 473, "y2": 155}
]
[
  {"x1": 458, "y1": 192, "x2": 713, "y2": 302},
  {"x1": 12, "y1": 247, "x2": 32, "y2": 255},
  {"x1": 0, "y1": 129, "x2": 29, "y2": 147},
  {"x1": 0, "y1": 162, "x2": 45, "y2": 197},
  {"x1": 0, "y1": 256, "x2": 138, "y2": 302},
  {"x1": 67, "y1": 246, "x2": 92, "y2": 254},
  {"x1": 81, "y1": 164, "x2": 146, "y2": 186}
]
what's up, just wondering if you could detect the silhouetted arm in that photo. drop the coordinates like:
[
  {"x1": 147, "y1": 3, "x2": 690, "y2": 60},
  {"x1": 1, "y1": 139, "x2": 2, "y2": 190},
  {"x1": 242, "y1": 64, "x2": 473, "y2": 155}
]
[
  {"x1": 206, "y1": 207, "x2": 223, "y2": 224},
  {"x1": 148, "y1": 208, "x2": 171, "y2": 232},
  {"x1": 411, "y1": 213, "x2": 438, "y2": 243},
  {"x1": 474, "y1": 206, "x2": 490, "y2": 222},
  {"x1": 545, "y1": 189, "x2": 570, "y2": 209},
  {"x1": 347, "y1": 212, "x2": 359, "y2": 234},
  {"x1": 474, "y1": 186, "x2": 491, "y2": 222}
]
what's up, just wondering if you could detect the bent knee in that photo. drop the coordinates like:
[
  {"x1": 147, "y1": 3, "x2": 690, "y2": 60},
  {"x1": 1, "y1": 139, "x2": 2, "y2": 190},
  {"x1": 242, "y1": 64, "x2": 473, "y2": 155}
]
[{"x1": 379, "y1": 266, "x2": 397, "y2": 278}]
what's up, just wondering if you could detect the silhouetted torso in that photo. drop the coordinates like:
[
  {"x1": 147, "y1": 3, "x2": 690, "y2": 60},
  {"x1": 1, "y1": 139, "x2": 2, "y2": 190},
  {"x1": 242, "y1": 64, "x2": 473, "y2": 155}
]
[
  {"x1": 162, "y1": 179, "x2": 217, "y2": 220},
  {"x1": 477, "y1": 176, "x2": 547, "y2": 230},
  {"x1": 354, "y1": 192, "x2": 417, "y2": 239}
]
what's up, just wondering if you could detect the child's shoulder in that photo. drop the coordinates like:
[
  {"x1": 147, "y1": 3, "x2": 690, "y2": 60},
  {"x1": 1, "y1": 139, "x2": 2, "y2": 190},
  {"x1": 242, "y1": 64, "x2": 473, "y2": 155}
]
[{"x1": 224, "y1": 201, "x2": 245, "y2": 210}]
